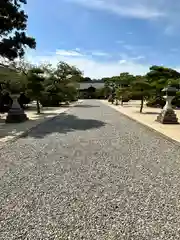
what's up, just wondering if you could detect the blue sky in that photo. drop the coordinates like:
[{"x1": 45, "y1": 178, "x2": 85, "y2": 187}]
[{"x1": 25, "y1": 0, "x2": 180, "y2": 78}]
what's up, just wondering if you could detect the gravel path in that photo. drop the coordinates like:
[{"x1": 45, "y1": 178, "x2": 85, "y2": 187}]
[{"x1": 1, "y1": 100, "x2": 180, "y2": 239}]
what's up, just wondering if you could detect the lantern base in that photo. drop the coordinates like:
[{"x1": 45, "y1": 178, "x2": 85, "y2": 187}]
[
  {"x1": 156, "y1": 109, "x2": 179, "y2": 124},
  {"x1": 6, "y1": 100, "x2": 29, "y2": 123}
]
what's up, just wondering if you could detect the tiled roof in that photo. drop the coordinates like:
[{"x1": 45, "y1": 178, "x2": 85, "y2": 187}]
[{"x1": 79, "y1": 82, "x2": 104, "y2": 89}]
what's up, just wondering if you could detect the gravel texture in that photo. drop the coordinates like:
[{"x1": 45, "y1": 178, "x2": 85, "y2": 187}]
[{"x1": 1, "y1": 100, "x2": 180, "y2": 239}]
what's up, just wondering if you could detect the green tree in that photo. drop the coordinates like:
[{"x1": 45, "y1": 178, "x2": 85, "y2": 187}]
[
  {"x1": 0, "y1": 0, "x2": 36, "y2": 60},
  {"x1": 81, "y1": 77, "x2": 92, "y2": 82},
  {"x1": 11, "y1": 59, "x2": 33, "y2": 76},
  {"x1": 0, "y1": 64, "x2": 28, "y2": 94},
  {"x1": 39, "y1": 62, "x2": 82, "y2": 106},
  {"x1": 103, "y1": 77, "x2": 115, "y2": 89},
  {"x1": 116, "y1": 86, "x2": 130, "y2": 105},
  {"x1": 147, "y1": 66, "x2": 180, "y2": 96},
  {"x1": 96, "y1": 86, "x2": 111, "y2": 99},
  {"x1": 103, "y1": 77, "x2": 118, "y2": 103},
  {"x1": 40, "y1": 82, "x2": 63, "y2": 107},
  {"x1": 39, "y1": 63, "x2": 56, "y2": 78},
  {"x1": 115, "y1": 73, "x2": 134, "y2": 105},
  {"x1": 55, "y1": 62, "x2": 82, "y2": 82},
  {"x1": 27, "y1": 68, "x2": 44, "y2": 114},
  {"x1": 130, "y1": 75, "x2": 153, "y2": 113},
  {"x1": 55, "y1": 62, "x2": 82, "y2": 102}
]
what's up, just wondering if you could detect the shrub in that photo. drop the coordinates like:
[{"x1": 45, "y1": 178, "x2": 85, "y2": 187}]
[
  {"x1": 0, "y1": 92, "x2": 13, "y2": 113},
  {"x1": 95, "y1": 87, "x2": 109, "y2": 99},
  {"x1": 172, "y1": 97, "x2": 180, "y2": 108},
  {"x1": 147, "y1": 96, "x2": 180, "y2": 109},
  {"x1": 146, "y1": 97, "x2": 165, "y2": 108},
  {"x1": 18, "y1": 93, "x2": 31, "y2": 109},
  {"x1": 122, "y1": 96, "x2": 130, "y2": 102},
  {"x1": 40, "y1": 93, "x2": 61, "y2": 107},
  {"x1": 130, "y1": 94, "x2": 142, "y2": 100}
]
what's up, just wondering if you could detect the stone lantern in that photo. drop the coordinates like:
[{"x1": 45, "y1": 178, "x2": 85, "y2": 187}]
[
  {"x1": 6, "y1": 94, "x2": 29, "y2": 123},
  {"x1": 156, "y1": 85, "x2": 179, "y2": 124}
]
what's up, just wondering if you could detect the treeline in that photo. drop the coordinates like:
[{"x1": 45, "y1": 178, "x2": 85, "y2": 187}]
[
  {"x1": 0, "y1": 61, "x2": 83, "y2": 113},
  {"x1": 82, "y1": 65, "x2": 180, "y2": 112},
  {"x1": 1, "y1": 1, "x2": 85, "y2": 114},
  {"x1": 1, "y1": 63, "x2": 180, "y2": 114}
]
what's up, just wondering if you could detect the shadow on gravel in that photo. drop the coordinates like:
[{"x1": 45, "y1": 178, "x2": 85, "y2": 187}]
[{"x1": 22, "y1": 113, "x2": 106, "y2": 139}]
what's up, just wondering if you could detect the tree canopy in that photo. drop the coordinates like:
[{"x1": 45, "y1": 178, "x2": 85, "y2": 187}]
[
  {"x1": 1, "y1": 52, "x2": 180, "y2": 114},
  {"x1": 97, "y1": 66, "x2": 180, "y2": 112},
  {"x1": 0, "y1": 0, "x2": 36, "y2": 60}
]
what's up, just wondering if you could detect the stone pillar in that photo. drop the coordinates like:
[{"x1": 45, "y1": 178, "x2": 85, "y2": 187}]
[
  {"x1": 6, "y1": 95, "x2": 29, "y2": 123},
  {"x1": 156, "y1": 96, "x2": 178, "y2": 124}
]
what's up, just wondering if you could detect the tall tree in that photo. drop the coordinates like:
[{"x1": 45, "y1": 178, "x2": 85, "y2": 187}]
[
  {"x1": 0, "y1": 0, "x2": 36, "y2": 60},
  {"x1": 130, "y1": 75, "x2": 153, "y2": 113},
  {"x1": 54, "y1": 62, "x2": 82, "y2": 101},
  {"x1": 55, "y1": 62, "x2": 82, "y2": 82},
  {"x1": 81, "y1": 77, "x2": 92, "y2": 82},
  {"x1": 27, "y1": 68, "x2": 44, "y2": 114},
  {"x1": 147, "y1": 66, "x2": 180, "y2": 96},
  {"x1": 116, "y1": 73, "x2": 134, "y2": 105},
  {"x1": 40, "y1": 62, "x2": 82, "y2": 106},
  {"x1": 0, "y1": 64, "x2": 27, "y2": 94},
  {"x1": 11, "y1": 59, "x2": 33, "y2": 75},
  {"x1": 103, "y1": 77, "x2": 115, "y2": 88}
]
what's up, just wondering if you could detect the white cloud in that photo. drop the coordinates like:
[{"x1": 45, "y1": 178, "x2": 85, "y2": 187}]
[
  {"x1": 56, "y1": 49, "x2": 83, "y2": 57},
  {"x1": 132, "y1": 55, "x2": 145, "y2": 60},
  {"x1": 91, "y1": 51, "x2": 110, "y2": 57},
  {"x1": 121, "y1": 44, "x2": 150, "y2": 55},
  {"x1": 63, "y1": 0, "x2": 180, "y2": 34},
  {"x1": 56, "y1": 49, "x2": 110, "y2": 58},
  {"x1": 119, "y1": 53, "x2": 145, "y2": 63},
  {"x1": 26, "y1": 50, "x2": 149, "y2": 78},
  {"x1": 66, "y1": 0, "x2": 165, "y2": 19},
  {"x1": 119, "y1": 60, "x2": 127, "y2": 64}
]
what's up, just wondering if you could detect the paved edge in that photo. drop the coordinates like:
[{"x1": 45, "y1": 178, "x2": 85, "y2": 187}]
[
  {"x1": 0, "y1": 100, "x2": 83, "y2": 148},
  {"x1": 101, "y1": 100, "x2": 180, "y2": 148}
]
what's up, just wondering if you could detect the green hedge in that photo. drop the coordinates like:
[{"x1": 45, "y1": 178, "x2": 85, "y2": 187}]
[
  {"x1": 146, "y1": 97, "x2": 165, "y2": 108},
  {"x1": 146, "y1": 96, "x2": 180, "y2": 108}
]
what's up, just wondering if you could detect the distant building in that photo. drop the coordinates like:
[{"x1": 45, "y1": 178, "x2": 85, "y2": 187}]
[
  {"x1": 78, "y1": 81, "x2": 105, "y2": 99},
  {"x1": 79, "y1": 82, "x2": 104, "y2": 90}
]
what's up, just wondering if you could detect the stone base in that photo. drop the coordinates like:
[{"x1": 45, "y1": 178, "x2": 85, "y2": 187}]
[
  {"x1": 6, "y1": 107, "x2": 29, "y2": 123},
  {"x1": 156, "y1": 109, "x2": 179, "y2": 124}
]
